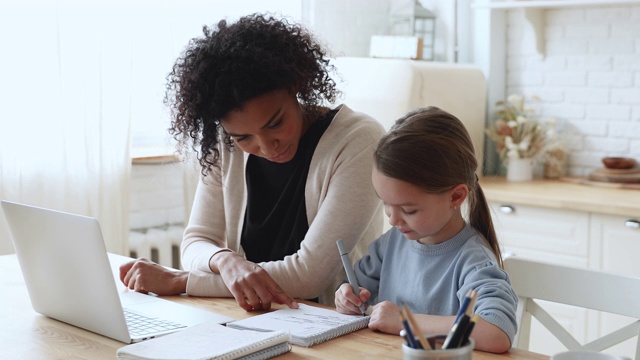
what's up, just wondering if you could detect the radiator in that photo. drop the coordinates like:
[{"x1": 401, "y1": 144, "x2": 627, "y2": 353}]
[{"x1": 129, "y1": 225, "x2": 184, "y2": 269}]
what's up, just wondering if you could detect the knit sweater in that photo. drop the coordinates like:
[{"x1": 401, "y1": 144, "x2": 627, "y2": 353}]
[
  {"x1": 354, "y1": 224, "x2": 519, "y2": 342},
  {"x1": 181, "y1": 104, "x2": 385, "y2": 305}
]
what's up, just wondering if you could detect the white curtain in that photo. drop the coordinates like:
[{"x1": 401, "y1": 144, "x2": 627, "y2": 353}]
[
  {"x1": 0, "y1": 0, "x2": 305, "y2": 256},
  {"x1": 0, "y1": 1, "x2": 132, "y2": 255}
]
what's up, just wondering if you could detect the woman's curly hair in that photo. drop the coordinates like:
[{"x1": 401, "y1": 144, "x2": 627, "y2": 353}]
[{"x1": 164, "y1": 13, "x2": 339, "y2": 175}]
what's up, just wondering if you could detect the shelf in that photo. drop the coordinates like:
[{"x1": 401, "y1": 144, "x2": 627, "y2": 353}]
[
  {"x1": 131, "y1": 146, "x2": 180, "y2": 164},
  {"x1": 472, "y1": 0, "x2": 640, "y2": 9},
  {"x1": 472, "y1": 0, "x2": 640, "y2": 58}
]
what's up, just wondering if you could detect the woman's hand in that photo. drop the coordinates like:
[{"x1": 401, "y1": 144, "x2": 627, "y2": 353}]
[
  {"x1": 119, "y1": 258, "x2": 188, "y2": 296},
  {"x1": 335, "y1": 283, "x2": 370, "y2": 315},
  {"x1": 368, "y1": 301, "x2": 403, "y2": 335},
  {"x1": 211, "y1": 251, "x2": 298, "y2": 312}
]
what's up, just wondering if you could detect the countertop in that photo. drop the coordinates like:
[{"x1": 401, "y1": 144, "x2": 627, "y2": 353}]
[{"x1": 480, "y1": 176, "x2": 640, "y2": 218}]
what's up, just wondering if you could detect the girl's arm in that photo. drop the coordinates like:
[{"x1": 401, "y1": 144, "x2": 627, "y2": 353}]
[
  {"x1": 412, "y1": 313, "x2": 511, "y2": 353},
  {"x1": 367, "y1": 304, "x2": 511, "y2": 354}
]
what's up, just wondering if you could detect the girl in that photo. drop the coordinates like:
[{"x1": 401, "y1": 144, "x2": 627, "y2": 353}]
[
  {"x1": 120, "y1": 14, "x2": 384, "y2": 311},
  {"x1": 335, "y1": 107, "x2": 518, "y2": 353}
]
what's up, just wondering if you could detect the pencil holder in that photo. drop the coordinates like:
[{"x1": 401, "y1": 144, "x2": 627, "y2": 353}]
[{"x1": 402, "y1": 334, "x2": 474, "y2": 360}]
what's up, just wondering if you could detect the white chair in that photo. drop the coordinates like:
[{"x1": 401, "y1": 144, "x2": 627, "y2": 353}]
[{"x1": 504, "y1": 256, "x2": 640, "y2": 360}]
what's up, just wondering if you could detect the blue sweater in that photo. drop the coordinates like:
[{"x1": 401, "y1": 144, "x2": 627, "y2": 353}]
[{"x1": 353, "y1": 223, "x2": 518, "y2": 343}]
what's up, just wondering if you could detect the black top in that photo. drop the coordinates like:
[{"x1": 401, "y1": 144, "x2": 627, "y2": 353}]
[{"x1": 241, "y1": 109, "x2": 336, "y2": 263}]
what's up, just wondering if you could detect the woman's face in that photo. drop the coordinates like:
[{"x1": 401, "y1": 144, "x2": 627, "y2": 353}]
[{"x1": 221, "y1": 89, "x2": 306, "y2": 163}]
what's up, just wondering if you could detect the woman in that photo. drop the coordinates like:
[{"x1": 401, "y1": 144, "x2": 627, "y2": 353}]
[{"x1": 119, "y1": 14, "x2": 384, "y2": 312}]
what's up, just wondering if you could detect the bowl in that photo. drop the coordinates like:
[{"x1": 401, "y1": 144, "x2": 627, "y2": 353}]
[{"x1": 602, "y1": 157, "x2": 636, "y2": 170}]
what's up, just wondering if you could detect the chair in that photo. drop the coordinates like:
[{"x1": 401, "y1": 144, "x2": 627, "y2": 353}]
[{"x1": 504, "y1": 256, "x2": 640, "y2": 359}]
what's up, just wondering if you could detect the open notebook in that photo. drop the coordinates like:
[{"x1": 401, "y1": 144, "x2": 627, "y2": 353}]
[
  {"x1": 116, "y1": 322, "x2": 291, "y2": 360},
  {"x1": 226, "y1": 303, "x2": 370, "y2": 347}
]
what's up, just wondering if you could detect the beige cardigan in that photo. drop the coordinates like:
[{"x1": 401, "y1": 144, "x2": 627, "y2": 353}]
[{"x1": 180, "y1": 105, "x2": 385, "y2": 305}]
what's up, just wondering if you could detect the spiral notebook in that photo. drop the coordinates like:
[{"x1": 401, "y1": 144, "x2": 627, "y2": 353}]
[
  {"x1": 226, "y1": 304, "x2": 370, "y2": 347},
  {"x1": 116, "y1": 322, "x2": 291, "y2": 360}
]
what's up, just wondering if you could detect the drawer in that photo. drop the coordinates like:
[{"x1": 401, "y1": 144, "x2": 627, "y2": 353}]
[{"x1": 489, "y1": 201, "x2": 589, "y2": 262}]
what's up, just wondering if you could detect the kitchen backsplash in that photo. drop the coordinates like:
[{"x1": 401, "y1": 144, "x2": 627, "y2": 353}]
[{"x1": 504, "y1": 5, "x2": 640, "y2": 177}]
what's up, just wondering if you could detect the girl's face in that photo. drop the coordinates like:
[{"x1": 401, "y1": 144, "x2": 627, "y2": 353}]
[
  {"x1": 221, "y1": 89, "x2": 306, "y2": 163},
  {"x1": 371, "y1": 167, "x2": 467, "y2": 245}
]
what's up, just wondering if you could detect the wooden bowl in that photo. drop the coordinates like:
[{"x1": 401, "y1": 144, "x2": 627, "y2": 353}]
[{"x1": 602, "y1": 157, "x2": 636, "y2": 169}]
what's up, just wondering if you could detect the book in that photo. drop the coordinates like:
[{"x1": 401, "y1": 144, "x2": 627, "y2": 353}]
[
  {"x1": 116, "y1": 321, "x2": 291, "y2": 360},
  {"x1": 226, "y1": 303, "x2": 370, "y2": 347}
]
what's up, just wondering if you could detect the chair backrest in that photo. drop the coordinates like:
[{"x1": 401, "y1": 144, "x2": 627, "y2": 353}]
[{"x1": 504, "y1": 256, "x2": 640, "y2": 360}]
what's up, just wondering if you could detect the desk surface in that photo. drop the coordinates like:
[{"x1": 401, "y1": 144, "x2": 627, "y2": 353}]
[{"x1": 1, "y1": 254, "x2": 547, "y2": 360}]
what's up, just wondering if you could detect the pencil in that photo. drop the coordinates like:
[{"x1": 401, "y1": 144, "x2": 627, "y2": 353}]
[
  {"x1": 400, "y1": 315, "x2": 421, "y2": 349},
  {"x1": 454, "y1": 289, "x2": 473, "y2": 323},
  {"x1": 457, "y1": 314, "x2": 479, "y2": 348},
  {"x1": 464, "y1": 289, "x2": 478, "y2": 317},
  {"x1": 442, "y1": 314, "x2": 470, "y2": 349},
  {"x1": 401, "y1": 305, "x2": 431, "y2": 350}
]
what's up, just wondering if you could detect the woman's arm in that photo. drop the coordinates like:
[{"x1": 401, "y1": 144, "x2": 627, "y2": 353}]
[{"x1": 183, "y1": 111, "x2": 385, "y2": 303}]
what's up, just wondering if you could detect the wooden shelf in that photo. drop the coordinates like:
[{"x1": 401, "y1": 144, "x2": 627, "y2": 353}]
[
  {"x1": 131, "y1": 146, "x2": 180, "y2": 164},
  {"x1": 472, "y1": 0, "x2": 640, "y2": 9}
]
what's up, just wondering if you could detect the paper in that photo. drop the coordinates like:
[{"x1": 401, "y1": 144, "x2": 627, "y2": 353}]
[{"x1": 116, "y1": 321, "x2": 290, "y2": 360}]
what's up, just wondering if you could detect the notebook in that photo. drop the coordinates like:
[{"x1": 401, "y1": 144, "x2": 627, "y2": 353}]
[
  {"x1": 116, "y1": 321, "x2": 291, "y2": 360},
  {"x1": 226, "y1": 303, "x2": 370, "y2": 347},
  {"x1": 1, "y1": 200, "x2": 234, "y2": 343}
]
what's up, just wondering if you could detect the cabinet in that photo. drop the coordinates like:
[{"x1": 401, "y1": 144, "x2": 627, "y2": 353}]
[
  {"x1": 589, "y1": 214, "x2": 640, "y2": 357},
  {"x1": 490, "y1": 202, "x2": 589, "y2": 267},
  {"x1": 488, "y1": 199, "x2": 640, "y2": 357},
  {"x1": 490, "y1": 202, "x2": 592, "y2": 355}
]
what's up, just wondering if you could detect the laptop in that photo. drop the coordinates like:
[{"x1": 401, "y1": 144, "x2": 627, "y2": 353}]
[{"x1": 1, "y1": 200, "x2": 234, "y2": 343}]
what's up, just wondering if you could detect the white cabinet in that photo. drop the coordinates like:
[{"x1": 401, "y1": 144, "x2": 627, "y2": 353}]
[
  {"x1": 589, "y1": 214, "x2": 640, "y2": 357},
  {"x1": 489, "y1": 202, "x2": 591, "y2": 355},
  {"x1": 490, "y1": 202, "x2": 590, "y2": 267},
  {"x1": 490, "y1": 201, "x2": 640, "y2": 358}
]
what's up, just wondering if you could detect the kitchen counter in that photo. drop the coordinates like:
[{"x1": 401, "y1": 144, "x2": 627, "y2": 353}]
[{"x1": 480, "y1": 176, "x2": 640, "y2": 218}]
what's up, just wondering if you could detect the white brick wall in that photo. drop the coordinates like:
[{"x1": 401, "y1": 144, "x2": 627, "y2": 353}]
[{"x1": 506, "y1": 5, "x2": 640, "y2": 177}]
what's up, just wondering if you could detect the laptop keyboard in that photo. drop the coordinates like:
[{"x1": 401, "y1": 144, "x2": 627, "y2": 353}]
[{"x1": 124, "y1": 309, "x2": 187, "y2": 337}]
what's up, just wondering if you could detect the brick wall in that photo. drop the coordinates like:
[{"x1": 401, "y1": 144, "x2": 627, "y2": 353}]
[{"x1": 505, "y1": 5, "x2": 640, "y2": 176}]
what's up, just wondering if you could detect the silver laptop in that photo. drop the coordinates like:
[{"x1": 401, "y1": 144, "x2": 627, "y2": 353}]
[{"x1": 1, "y1": 200, "x2": 234, "y2": 343}]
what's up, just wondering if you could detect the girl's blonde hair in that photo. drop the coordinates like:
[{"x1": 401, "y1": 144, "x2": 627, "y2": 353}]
[{"x1": 374, "y1": 106, "x2": 503, "y2": 267}]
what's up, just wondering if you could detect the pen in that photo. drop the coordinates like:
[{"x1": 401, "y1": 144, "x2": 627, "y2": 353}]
[
  {"x1": 336, "y1": 239, "x2": 366, "y2": 316},
  {"x1": 399, "y1": 329, "x2": 410, "y2": 347},
  {"x1": 457, "y1": 314, "x2": 478, "y2": 348},
  {"x1": 401, "y1": 305, "x2": 431, "y2": 350},
  {"x1": 400, "y1": 317, "x2": 422, "y2": 349},
  {"x1": 442, "y1": 314, "x2": 470, "y2": 349}
]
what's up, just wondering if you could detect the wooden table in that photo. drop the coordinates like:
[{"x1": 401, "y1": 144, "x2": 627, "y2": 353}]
[{"x1": 0, "y1": 254, "x2": 547, "y2": 359}]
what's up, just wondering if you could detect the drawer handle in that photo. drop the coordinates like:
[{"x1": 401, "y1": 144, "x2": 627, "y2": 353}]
[
  {"x1": 625, "y1": 220, "x2": 640, "y2": 229},
  {"x1": 499, "y1": 205, "x2": 515, "y2": 214}
]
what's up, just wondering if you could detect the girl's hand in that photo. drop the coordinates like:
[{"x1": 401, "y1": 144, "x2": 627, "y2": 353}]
[
  {"x1": 335, "y1": 283, "x2": 370, "y2": 314},
  {"x1": 212, "y1": 252, "x2": 298, "y2": 312},
  {"x1": 368, "y1": 301, "x2": 403, "y2": 335}
]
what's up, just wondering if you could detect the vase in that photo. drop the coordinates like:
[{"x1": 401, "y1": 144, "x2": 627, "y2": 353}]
[{"x1": 506, "y1": 158, "x2": 534, "y2": 182}]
